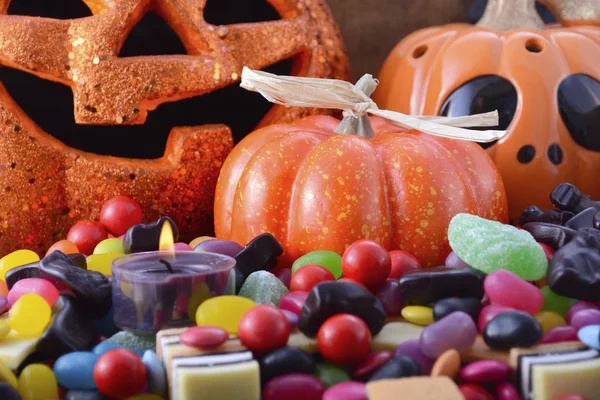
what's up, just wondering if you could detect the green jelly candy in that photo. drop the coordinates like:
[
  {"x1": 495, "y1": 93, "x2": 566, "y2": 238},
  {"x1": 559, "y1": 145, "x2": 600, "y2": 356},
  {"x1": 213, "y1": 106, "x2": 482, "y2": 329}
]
[
  {"x1": 448, "y1": 213, "x2": 548, "y2": 281},
  {"x1": 292, "y1": 250, "x2": 342, "y2": 279},
  {"x1": 314, "y1": 363, "x2": 350, "y2": 388},
  {"x1": 541, "y1": 285, "x2": 575, "y2": 317},
  {"x1": 107, "y1": 331, "x2": 156, "y2": 352},
  {"x1": 238, "y1": 271, "x2": 288, "y2": 306}
]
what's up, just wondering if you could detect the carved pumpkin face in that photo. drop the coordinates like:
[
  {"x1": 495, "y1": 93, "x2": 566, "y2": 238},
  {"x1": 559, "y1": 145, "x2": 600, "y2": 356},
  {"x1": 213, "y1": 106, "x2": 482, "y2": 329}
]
[
  {"x1": 0, "y1": 0, "x2": 348, "y2": 255},
  {"x1": 374, "y1": 0, "x2": 600, "y2": 222}
]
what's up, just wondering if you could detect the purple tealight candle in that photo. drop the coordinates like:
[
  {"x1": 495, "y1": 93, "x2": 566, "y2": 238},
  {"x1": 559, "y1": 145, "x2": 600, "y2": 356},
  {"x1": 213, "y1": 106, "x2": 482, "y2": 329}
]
[{"x1": 111, "y1": 251, "x2": 236, "y2": 334}]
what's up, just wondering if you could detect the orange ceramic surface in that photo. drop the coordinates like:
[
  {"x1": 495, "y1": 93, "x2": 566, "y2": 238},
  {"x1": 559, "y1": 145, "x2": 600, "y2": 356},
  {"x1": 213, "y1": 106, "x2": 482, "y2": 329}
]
[
  {"x1": 374, "y1": 0, "x2": 600, "y2": 221},
  {"x1": 214, "y1": 115, "x2": 507, "y2": 268},
  {"x1": 0, "y1": 0, "x2": 349, "y2": 256}
]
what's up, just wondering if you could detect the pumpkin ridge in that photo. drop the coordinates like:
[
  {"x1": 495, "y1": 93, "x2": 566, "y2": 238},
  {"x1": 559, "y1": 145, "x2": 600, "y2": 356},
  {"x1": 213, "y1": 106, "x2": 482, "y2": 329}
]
[{"x1": 373, "y1": 138, "x2": 394, "y2": 251}]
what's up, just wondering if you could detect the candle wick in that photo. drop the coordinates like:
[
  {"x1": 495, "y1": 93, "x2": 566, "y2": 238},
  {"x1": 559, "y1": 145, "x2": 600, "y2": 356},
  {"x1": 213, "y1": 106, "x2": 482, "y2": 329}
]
[{"x1": 159, "y1": 259, "x2": 174, "y2": 274}]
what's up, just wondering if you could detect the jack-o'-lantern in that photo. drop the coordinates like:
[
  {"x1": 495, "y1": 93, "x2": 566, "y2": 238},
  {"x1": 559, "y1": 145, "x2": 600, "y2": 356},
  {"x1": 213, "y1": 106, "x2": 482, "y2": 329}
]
[
  {"x1": 0, "y1": 0, "x2": 349, "y2": 255},
  {"x1": 374, "y1": 0, "x2": 600, "y2": 222}
]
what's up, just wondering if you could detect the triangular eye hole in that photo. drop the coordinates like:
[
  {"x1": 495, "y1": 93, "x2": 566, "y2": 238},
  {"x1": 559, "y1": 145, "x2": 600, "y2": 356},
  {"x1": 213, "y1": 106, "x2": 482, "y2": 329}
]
[
  {"x1": 438, "y1": 75, "x2": 518, "y2": 149},
  {"x1": 204, "y1": 0, "x2": 280, "y2": 25},
  {"x1": 7, "y1": 0, "x2": 92, "y2": 19},
  {"x1": 118, "y1": 12, "x2": 187, "y2": 57},
  {"x1": 557, "y1": 74, "x2": 600, "y2": 152}
]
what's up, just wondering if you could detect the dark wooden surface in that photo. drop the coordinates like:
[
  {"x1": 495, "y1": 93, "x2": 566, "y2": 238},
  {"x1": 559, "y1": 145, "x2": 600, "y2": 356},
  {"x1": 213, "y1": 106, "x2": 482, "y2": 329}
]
[{"x1": 327, "y1": 0, "x2": 474, "y2": 80}]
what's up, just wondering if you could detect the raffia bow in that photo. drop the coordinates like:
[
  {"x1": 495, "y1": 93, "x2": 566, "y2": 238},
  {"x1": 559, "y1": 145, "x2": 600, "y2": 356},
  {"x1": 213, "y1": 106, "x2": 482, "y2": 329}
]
[{"x1": 240, "y1": 67, "x2": 508, "y2": 143}]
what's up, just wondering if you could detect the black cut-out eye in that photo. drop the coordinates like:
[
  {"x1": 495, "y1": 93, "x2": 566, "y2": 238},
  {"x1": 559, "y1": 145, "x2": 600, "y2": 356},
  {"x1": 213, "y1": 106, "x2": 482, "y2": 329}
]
[
  {"x1": 557, "y1": 74, "x2": 600, "y2": 152},
  {"x1": 8, "y1": 0, "x2": 92, "y2": 19},
  {"x1": 439, "y1": 75, "x2": 517, "y2": 149},
  {"x1": 518, "y1": 145, "x2": 536, "y2": 163}
]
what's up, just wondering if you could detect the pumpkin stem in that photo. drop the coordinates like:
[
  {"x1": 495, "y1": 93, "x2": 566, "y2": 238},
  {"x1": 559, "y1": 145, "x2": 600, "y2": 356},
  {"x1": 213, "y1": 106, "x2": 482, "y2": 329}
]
[
  {"x1": 476, "y1": 0, "x2": 545, "y2": 31},
  {"x1": 334, "y1": 74, "x2": 378, "y2": 138},
  {"x1": 538, "y1": 0, "x2": 600, "y2": 26}
]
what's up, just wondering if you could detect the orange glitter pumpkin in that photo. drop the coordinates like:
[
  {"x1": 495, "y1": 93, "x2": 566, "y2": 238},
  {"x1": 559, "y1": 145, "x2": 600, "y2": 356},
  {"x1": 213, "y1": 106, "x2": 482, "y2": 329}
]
[
  {"x1": 0, "y1": 0, "x2": 349, "y2": 255},
  {"x1": 214, "y1": 113, "x2": 507, "y2": 268},
  {"x1": 374, "y1": 0, "x2": 600, "y2": 222}
]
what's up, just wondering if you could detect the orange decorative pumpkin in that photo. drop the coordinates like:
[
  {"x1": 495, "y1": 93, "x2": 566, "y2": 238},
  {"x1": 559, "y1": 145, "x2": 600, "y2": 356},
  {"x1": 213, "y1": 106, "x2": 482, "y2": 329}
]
[
  {"x1": 0, "y1": 0, "x2": 349, "y2": 255},
  {"x1": 214, "y1": 112, "x2": 507, "y2": 268},
  {"x1": 373, "y1": 0, "x2": 600, "y2": 222}
]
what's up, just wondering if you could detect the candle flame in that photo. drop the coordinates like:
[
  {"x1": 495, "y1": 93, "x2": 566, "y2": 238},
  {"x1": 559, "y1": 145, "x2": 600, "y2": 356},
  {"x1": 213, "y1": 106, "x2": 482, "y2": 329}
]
[{"x1": 159, "y1": 222, "x2": 175, "y2": 256}]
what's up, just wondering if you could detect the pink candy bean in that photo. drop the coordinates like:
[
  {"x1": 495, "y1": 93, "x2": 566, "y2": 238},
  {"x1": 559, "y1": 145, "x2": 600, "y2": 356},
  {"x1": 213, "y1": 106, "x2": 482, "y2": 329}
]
[
  {"x1": 540, "y1": 326, "x2": 579, "y2": 344},
  {"x1": 484, "y1": 270, "x2": 543, "y2": 315},
  {"x1": 459, "y1": 360, "x2": 511, "y2": 383},
  {"x1": 496, "y1": 381, "x2": 521, "y2": 400},
  {"x1": 8, "y1": 278, "x2": 59, "y2": 307},
  {"x1": 323, "y1": 382, "x2": 368, "y2": 400},
  {"x1": 279, "y1": 291, "x2": 309, "y2": 315}
]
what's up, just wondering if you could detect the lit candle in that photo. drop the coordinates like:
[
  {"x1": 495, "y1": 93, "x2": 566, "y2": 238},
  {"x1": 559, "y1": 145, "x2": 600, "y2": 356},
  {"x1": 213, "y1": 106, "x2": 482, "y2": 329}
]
[{"x1": 111, "y1": 222, "x2": 236, "y2": 334}]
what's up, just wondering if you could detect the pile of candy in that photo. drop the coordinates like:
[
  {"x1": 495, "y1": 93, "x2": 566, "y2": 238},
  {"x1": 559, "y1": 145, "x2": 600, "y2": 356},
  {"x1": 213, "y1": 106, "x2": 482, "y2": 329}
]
[{"x1": 0, "y1": 184, "x2": 598, "y2": 400}]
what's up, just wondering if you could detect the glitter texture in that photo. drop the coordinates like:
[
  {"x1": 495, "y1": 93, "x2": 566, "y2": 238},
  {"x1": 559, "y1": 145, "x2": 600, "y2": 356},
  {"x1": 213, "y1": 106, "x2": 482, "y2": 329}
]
[{"x1": 0, "y1": 0, "x2": 349, "y2": 255}]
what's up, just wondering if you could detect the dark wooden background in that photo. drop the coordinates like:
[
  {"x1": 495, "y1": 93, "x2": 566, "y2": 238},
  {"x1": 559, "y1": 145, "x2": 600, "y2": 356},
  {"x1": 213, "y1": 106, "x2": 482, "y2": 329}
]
[{"x1": 327, "y1": 0, "x2": 475, "y2": 80}]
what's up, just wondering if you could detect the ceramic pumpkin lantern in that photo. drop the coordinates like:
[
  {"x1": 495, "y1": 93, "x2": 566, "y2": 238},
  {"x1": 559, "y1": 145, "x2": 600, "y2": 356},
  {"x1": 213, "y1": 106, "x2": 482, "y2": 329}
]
[
  {"x1": 374, "y1": 0, "x2": 600, "y2": 222},
  {"x1": 214, "y1": 69, "x2": 508, "y2": 268},
  {"x1": 0, "y1": 0, "x2": 349, "y2": 255}
]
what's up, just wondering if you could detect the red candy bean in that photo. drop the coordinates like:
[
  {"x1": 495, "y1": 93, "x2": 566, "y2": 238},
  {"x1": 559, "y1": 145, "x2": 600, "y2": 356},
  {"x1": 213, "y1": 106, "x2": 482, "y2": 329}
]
[
  {"x1": 179, "y1": 326, "x2": 229, "y2": 349},
  {"x1": 388, "y1": 250, "x2": 421, "y2": 279},
  {"x1": 337, "y1": 278, "x2": 369, "y2": 291},
  {"x1": 495, "y1": 381, "x2": 520, "y2": 400},
  {"x1": 556, "y1": 396, "x2": 591, "y2": 400},
  {"x1": 263, "y1": 374, "x2": 325, "y2": 400},
  {"x1": 317, "y1": 314, "x2": 371, "y2": 365},
  {"x1": 478, "y1": 304, "x2": 513, "y2": 332},
  {"x1": 290, "y1": 265, "x2": 335, "y2": 292},
  {"x1": 484, "y1": 270, "x2": 543, "y2": 315},
  {"x1": 279, "y1": 291, "x2": 309, "y2": 315},
  {"x1": 459, "y1": 383, "x2": 494, "y2": 400},
  {"x1": 67, "y1": 220, "x2": 108, "y2": 256},
  {"x1": 238, "y1": 305, "x2": 290, "y2": 354},
  {"x1": 352, "y1": 351, "x2": 392, "y2": 380},
  {"x1": 540, "y1": 325, "x2": 579, "y2": 344},
  {"x1": 459, "y1": 360, "x2": 511, "y2": 383},
  {"x1": 342, "y1": 240, "x2": 391, "y2": 291},
  {"x1": 538, "y1": 242, "x2": 555, "y2": 261},
  {"x1": 272, "y1": 267, "x2": 292, "y2": 289},
  {"x1": 8, "y1": 278, "x2": 59, "y2": 307},
  {"x1": 100, "y1": 196, "x2": 143, "y2": 237},
  {"x1": 93, "y1": 349, "x2": 146, "y2": 399},
  {"x1": 323, "y1": 382, "x2": 368, "y2": 400}
]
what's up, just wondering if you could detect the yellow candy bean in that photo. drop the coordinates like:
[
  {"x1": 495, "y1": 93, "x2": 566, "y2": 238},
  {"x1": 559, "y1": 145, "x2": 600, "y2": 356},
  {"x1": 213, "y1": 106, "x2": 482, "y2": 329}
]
[
  {"x1": 189, "y1": 236, "x2": 215, "y2": 249},
  {"x1": 196, "y1": 295, "x2": 255, "y2": 334},
  {"x1": 86, "y1": 252, "x2": 125, "y2": 276},
  {"x1": 18, "y1": 364, "x2": 59, "y2": 400},
  {"x1": 0, "y1": 250, "x2": 39, "y2": 280},
  {"x1": 0, "y1": 320, "x2": 10, "y2": 339},
  {"x1": 9, "y1": 294, "x2": 51, "y2": 337},
  {"x1": 401, "y1": 306, "x2": 435, "y2": 326},
  {"x1": 535, "y1": 311, "x2": 567, "y2": 334},
  {"x1": 0, "y1": 359, "x2": 17, "y2": 389}
]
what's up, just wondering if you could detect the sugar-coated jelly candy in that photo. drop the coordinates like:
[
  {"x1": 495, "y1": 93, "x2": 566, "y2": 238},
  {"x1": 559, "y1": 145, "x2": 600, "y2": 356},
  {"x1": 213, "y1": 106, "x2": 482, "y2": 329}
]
[
  {"x1": 123, "y1": 216, "x2": 179, "y2": 254},
  {"x1": 106, "y1": 331, "x2": 155, "y2": 353},
  {"x1": 194, "y1": 239, "x2": 244, "y2": 258},
  {"x1": 39, "y1": 251, "x2": 112, "y2": 318},
  {"x1": 534, "y1": 311, "x2": 566, "y2": 334},
  {"x1": 484, "y1": 270, "x2": 543, "y2": 315},
  {"x1": 279, "y1": 291, "x2": 309, "y2": 315},
  {"x1": 86, "y1": 252, "x2": 124, "y2": 276},
  {"x1": 367, "y1": 355, "x2": 420, "y2": 382},
  {"x1": 7, "y1": 278, "x2": 59, "y2": 307},
  {"x1": 541, "y1": 286, "x2": 575, "y2": 317},
  {"x1": 375, "y1": 279, "x2": 403, "y2": 316},
  {"x1": 142, "y1": 350, "x2": 167, "y2": 397},
  {"x1": 570, "y1": 309, "x2": 600, "y2": 330},
  {"x1": 314, "y1": 363, "x2": 350, "y2": 388},
  {"x1": 459, "y1": 360, "x2": 511, "y2": 383},
  {"x1": 54, "y1": 351, "x2": 99, "y2": 390},
  {"x1": 522, "y1": 222, "x2": 577, "y2": 250},
  {"x1": 540, "y1": 325, "x2": 578, "y2": 344},
  {"x1": 393, "y1": 339, "x2": 435, "y2": 375},
  {"x1": 93, "y1": 238, "x2": 124, "y2": 255},
  {"x1": 551, "y1": 183, "x2": 599, "y2": 214},
  {"x1": 93, "y1": 349, "x2": 147, "y2": 399},
  {"x1": 352, "y1": 351, "x2": 392, "y2": 380},
  {"x1": 8, "y1": 293, "x2": 50, "y2": 336},
  {"x1": 433, "y1": 298, "x2": 482, "y2": 323},
  {"x1": 399, "y1": 267, "x2": 485, "y2": 306},
  {"x1": 547, "y1": 228, "x2": 600, "y2": 301},
  {"x1": 238, "y1": 271, "x2": 289, "y2": 307},
  {"x1": 448, "y1": 214, "x2": 548, "y2": 280},
  {"x1": 37, "y1": 295, "x2": 96, "y2": 358},
  {"x1": 483, "y1": 311, "x2": 542, "y2": 349},
  {"x1": 18, "y1": 364, "x2": 59, "y2": 400},
  {"x1": 323, "y1": 382, "x2": 368, "y2": 400},
  {"x1": 0, "y1": 250, "x2": 39, "y2": 280},
  {"x1": 263, "y1": 373, "x2": 325, "y2": 400},
  {"x1": 195, "y1": 295, "x2": 256, "y2": 334},
  {"x1": 298, "y1": 281, "x2": 386, "y2": 337},
  {"x1": 419, "y1": 311, "x2": 477, "y2": 358},
  {"x1": 235, "y1": 233, "x2": 283, "y2": 277},
  {"x1": 577, "y1": 325, "x2": 600, "y2": 350},
  {"x1": 259, "y1": 347, "x2": 315, "y2": 386},
  {"x1": 292, "y1": 250, "x2": 342, "y2": 279},
  {"x1": 401, "y1": 306, "x2": 434, "y2": 326}
]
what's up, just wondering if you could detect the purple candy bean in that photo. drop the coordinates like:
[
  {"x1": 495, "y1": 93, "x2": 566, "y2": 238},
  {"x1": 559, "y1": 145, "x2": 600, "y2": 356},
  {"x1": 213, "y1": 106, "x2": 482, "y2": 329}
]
[
  {"x1": 393, "y1": 339, "x2": 434, "y2": 375},
  {"x1": 566, "y1": 301, "x2": 598, "y2": 325},
  {"x1": 570, "y1": 309, "x2": 600, "y2": 330},
  {"x1": 376, "y1": 280, "x2": 403, "y2": 316},
  {"x1": 445, "y1": 251, "x2": 472, "y2": 269},
  {"x1": 420, "y1": 311, "x2": 477, "y2": 358},
  {"x1": 194, "y1": 239, "x2": 244, "y2": 258}
]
